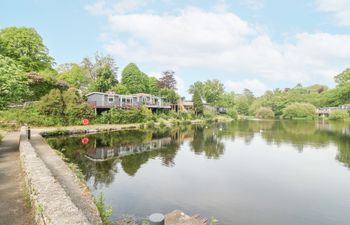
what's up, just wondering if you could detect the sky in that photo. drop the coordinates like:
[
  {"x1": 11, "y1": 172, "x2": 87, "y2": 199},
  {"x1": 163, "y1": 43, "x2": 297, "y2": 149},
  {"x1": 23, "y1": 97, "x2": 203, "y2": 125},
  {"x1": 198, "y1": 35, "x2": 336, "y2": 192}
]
[{"x1": 1, "y1": 0, "x2": 350, "y2": 97}]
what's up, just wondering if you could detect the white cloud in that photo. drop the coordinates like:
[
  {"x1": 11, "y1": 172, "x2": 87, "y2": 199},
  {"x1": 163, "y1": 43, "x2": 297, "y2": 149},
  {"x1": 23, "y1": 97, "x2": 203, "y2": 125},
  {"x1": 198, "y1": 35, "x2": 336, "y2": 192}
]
[
  {"x1": 86, "y1": 1, "x2": 350, "y2": 95},
  {"x1": 316, "y1": 0, "x2": 350, "y2": 26},
  {"x1": 226, "y1": 79, "x2": 268, "y2": 95}
]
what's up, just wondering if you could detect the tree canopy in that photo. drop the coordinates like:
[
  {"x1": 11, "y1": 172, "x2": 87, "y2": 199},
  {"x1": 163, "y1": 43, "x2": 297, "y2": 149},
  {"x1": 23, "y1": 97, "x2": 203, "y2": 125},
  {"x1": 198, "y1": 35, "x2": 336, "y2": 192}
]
[
  {"x1": 121, "y1": 63, "x2": 148, "y2": 93},
  {"x1": 0, "y1": 27, "x2": 54, "y2": 71},
  {"x1": 0, "y1": 55, "x2": 30, "y2": 109}
]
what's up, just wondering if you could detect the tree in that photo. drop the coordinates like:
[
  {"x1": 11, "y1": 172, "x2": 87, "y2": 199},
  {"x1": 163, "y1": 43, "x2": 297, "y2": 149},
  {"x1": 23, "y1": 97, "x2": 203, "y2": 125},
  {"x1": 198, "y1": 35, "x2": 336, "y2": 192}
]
[
  {"x1": 329, "y1": 110, "x2": 349, "y2": 121},
  {"x1": 217, "y1": 92, "x2": 235, "y2": 108},
  {"x1": 202, "y1": 80, "x2": 224, "y2": 105},
  {"x1": 159, "y1": 88, "x2": 179, "y2": 104},
  {"x1": 82, "y1": 54, "x2": 118, "y2": 81},
  {"x1": 121, "y1": 63, "x2": 147, "y2": 93},
  {"x1": 243, "y1": 88, "x2": 255, "y2": 104},
  {"x1": 193, "y1": 89, "x2": 203, "y2": 115},
  {"x1": 188, "y1": 81, "x2": 204, "y2": 96},
  {"x1": 255, "y1": 107, "x2": 275, "y2": 119},
  {"x1": 38, "y1": 89, "x2": 65, "y2": 117},
  {"x1": 235, "y1": 96, "x2": 249, "y2": 115},
  {"x1": 26, "y1": 71, "x2": 57, "y2": 101},
  {"x1": 282, "y1": 103, "x2": 316, "y2": 119},
  {"x1": 57, "y1": 63, "x2": 90, "y2": 90},
  {"x1": 91, "y1": 64, "x2": 118, "y2": 92},
  {"x1": 0, "y1": 55, "x2": 30, "y2": 109},
  {"x1": 111, "y1": 83, "x2": 130, "y2": 94},
  {"x1": 335, "y1": 68, "x2": 350, "y2": 86},
  {"x1": 157, "y1": 70, "x2": 177, "y2": 90},
  {"x1": 0, "y1": 27, "x2": 54, "y2": 71},
  {"x1": 147, "y1": 76, "x2": 160, "y2": 95}
]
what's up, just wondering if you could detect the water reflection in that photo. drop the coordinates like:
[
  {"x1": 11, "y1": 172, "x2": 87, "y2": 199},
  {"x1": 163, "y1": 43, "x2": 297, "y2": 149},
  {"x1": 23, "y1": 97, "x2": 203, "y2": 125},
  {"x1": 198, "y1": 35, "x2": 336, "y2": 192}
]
[{"x1": 46, "y1": 121, "x2": 350, "y2": 189}]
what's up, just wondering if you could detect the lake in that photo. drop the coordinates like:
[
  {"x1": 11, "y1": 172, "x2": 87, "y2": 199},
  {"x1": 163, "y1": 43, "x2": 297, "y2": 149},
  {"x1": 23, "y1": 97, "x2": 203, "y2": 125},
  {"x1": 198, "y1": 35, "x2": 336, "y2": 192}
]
[{"x1": 46, "y1": 120, "x2": 350, "y2": 225}]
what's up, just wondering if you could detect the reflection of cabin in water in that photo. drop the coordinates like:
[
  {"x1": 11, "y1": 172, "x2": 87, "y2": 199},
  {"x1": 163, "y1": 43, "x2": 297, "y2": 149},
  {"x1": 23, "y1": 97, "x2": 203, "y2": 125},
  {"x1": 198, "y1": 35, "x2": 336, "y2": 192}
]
[
  {"x1": 87, "y1": 92, "x2": 171, "y2": 114},
  {"x1": 317, "y1": 104, "x2": 350, "y2": 116},
  {"x1": 86, "y1": 137, "x2": 173, "y2": 161}
]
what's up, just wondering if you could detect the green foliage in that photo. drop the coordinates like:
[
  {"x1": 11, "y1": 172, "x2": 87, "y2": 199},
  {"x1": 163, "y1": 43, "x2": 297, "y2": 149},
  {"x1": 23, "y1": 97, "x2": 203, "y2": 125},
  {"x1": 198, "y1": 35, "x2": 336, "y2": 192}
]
[
  {"x1": 227, "y1": 107, "x2": 238, "y2": 119},
  {"x1": 282, "y1": 103, "x2": 316, "y2": 119},
  {"x1": 37, "y1": 88, "x2": 95, "y2": 125},
  {"x1": 335, "y1": 68, "x2": 350, "y2": 86},
  {"x1": 38, "y1": 89, "x2": 65, "y2": 117},
  {"x1": 235, "y1": 96, "x2": 249, "y2": 115},
  {"x1": 95, "y1": 193, "x2": 112, "y2": 225},
  {"x1": 159, "y1": 88, "x2": 179, "y2": 104},
  {"x1": 322, "y1": 83, "x2": 350, "y2": 106},
  {"x1": 121, "y1": 63, "x2": 148, "y2": 93},
  {"x1": 255, "y1": 107, "x2": 275, "y2": 119},
  {"x1": 110, "y1": 83, "x2": 130, "y2": 94},
  {"x1": 91, "y1": 65, "x2": 117, "y2": 92},
  {"x1": 0, "y1": 27, "x2": 54, "y2": 71},
  {"x1": 97, "y1": 107, "x2": 152, "y2": 124},
  {"x1": 329, "y1": 110, "x2": 349, "y2": 121},
  {"x1": 0, "y1": 106, "x2": 61, "y2": 126},
  {"x1": 26, "y1": 71, "x2": 58, "y2": 101},
  {"x1": 147, "y1": 76, "x2": 160, "y2": 95},
  {"x1": 57, "y1": 63, "x2": 90, "y2": 90},
  {"x1": 189, "y1": 80, "x2": 225, "y2": 105},
  {"x1": 193, "y1": 89, "x2": 204, "y2": 115},
  {"x1": 210, "y1": 217, "x2": 218, "y2": 225},
  {"x1": 0, "y1": 55, "x2": 30, "y2": 109}
]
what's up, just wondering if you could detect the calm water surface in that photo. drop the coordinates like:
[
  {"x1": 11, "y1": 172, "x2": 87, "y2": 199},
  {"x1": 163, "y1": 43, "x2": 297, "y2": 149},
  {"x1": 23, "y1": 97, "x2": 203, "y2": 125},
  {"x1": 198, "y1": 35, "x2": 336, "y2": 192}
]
[{"x1": 47, "y1": 121, "x2": 350, "y2": 225}]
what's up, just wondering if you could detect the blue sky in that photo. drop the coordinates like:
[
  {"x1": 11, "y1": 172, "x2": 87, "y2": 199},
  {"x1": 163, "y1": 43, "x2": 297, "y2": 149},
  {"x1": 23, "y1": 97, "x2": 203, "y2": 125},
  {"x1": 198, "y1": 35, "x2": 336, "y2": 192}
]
[{"x1": 1, "y1": 0, "x2": 350, "y2": 97}]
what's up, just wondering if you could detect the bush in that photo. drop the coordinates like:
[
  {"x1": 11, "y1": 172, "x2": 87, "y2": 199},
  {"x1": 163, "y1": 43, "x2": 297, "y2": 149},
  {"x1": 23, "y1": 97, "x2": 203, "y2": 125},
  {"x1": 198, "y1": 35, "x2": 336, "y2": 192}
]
[
  {"x1": 329, "y1": 110, "x2": 349, "y2": 121},
  {"x1": 282, "y1": 103, "x2": 316, "y2": 119},
  {"x1": 97, "y1": 106, "x2": 152, "y2": 124},
  {"x1": 227, "y1": 107, "x2": 238, "y2": 119},
  {"x1": 255, "y1": 107, "x2": 275, "y2": 119},
  {"x1": 37, "y1": 88, "x2": 95, "y2": 125}
]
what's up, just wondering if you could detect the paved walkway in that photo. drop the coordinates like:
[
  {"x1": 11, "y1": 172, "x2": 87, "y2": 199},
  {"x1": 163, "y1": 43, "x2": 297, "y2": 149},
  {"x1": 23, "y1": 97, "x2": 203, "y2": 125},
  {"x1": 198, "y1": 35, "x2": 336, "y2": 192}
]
[{"x1": 0, "y1": 132, "x2": 33, "y2": 225}]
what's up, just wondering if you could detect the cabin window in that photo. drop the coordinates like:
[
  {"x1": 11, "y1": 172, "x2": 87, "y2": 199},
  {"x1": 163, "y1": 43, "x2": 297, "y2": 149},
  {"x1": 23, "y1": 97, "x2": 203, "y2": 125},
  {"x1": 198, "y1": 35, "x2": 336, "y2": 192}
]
[{"x1": 108, "y1": 97, "x2": 114, "y2": 103}]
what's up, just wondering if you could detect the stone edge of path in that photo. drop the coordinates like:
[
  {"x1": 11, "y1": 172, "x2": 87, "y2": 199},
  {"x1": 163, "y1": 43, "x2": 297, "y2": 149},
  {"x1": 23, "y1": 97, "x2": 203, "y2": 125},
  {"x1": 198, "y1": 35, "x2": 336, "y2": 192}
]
[{"x1": 19, "y1": 127, "x2": 97, "y2": 225}]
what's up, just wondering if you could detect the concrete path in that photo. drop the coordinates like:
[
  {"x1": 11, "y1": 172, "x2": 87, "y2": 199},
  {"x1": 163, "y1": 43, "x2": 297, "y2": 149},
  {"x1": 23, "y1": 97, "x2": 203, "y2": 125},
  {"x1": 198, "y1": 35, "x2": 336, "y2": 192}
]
[{"x1": 0, "y1": 132, "x2": 33, "y2": 225}]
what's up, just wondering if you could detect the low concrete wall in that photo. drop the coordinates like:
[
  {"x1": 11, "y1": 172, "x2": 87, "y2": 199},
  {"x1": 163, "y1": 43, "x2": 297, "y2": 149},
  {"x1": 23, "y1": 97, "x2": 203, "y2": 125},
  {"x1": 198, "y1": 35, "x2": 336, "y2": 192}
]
[{"x1": 19, "y1": 127, "x2": 92, "y2": 225}]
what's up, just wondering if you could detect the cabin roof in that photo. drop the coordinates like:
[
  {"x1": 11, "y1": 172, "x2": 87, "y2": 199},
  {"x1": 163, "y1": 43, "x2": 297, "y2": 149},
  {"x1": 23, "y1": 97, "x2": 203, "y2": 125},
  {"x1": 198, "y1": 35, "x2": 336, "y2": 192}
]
[{"x1": 86, "y1": 92, "x2": 166, "y2": 99}]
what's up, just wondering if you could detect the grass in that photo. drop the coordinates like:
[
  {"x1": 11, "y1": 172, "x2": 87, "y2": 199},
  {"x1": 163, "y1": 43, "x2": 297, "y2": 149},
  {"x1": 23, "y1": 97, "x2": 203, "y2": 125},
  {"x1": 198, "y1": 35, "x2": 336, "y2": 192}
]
[{"x1": 95, "y1": 193, "x2": 113, "y2": 225}]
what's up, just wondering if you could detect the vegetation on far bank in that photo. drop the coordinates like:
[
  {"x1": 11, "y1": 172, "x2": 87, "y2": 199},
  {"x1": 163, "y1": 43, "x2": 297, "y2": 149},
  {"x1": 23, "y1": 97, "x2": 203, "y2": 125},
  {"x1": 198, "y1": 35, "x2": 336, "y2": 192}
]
[{"x1": 1, "y1": 26, "x2": 350, "y2": 128}]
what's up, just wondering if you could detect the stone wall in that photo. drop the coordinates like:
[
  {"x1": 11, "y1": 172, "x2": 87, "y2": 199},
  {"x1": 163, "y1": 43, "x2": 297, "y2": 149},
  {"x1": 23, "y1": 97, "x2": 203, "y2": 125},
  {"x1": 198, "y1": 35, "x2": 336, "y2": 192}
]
[{"x1": 19, "y1": 127, "x2": 93, "y2": 225}]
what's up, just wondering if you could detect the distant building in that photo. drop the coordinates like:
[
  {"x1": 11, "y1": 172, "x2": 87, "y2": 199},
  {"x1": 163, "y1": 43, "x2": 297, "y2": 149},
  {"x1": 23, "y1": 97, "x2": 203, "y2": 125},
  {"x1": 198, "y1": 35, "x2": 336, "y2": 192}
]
[
  {"x1": 317, "y1": 104, "x2": 350, "y2": 116},
  {"x1": 87, "y1": 92, "x2": 171, "y2": 113}
]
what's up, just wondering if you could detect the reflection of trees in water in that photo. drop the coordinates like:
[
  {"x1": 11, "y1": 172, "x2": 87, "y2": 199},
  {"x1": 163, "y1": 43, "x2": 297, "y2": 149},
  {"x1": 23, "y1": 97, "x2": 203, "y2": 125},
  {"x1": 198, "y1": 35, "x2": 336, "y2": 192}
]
[
  {"x1": 46, "y1": 121, "x2": 350, "y2": 187},
  {"x1": 47, "y1": 127, "x2": 186, "y2": 185},
  {"x1": 190, "y1": 125, "x2": 225, "y2": 159}
]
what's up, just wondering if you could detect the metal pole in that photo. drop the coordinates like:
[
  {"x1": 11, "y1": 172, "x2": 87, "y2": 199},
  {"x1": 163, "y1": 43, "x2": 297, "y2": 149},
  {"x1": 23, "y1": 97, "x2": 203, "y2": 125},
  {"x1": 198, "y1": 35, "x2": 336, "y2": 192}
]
[
  {"x1": 27, "y1": 126, "x2": 31, "y2": 140},
  {"x1": 149, "y1": 213, "x2": 165, "y2": 225}
]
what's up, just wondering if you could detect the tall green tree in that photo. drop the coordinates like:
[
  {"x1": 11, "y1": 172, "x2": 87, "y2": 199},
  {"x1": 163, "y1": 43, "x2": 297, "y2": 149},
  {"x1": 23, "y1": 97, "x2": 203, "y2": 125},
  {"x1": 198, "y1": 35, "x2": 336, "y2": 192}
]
[
  {"x1": 91, "y1": 65, "x2": 118, "y2": 92},
  {"x1": 0, "y1": 55, "x2": 30, "y2": 109},
  {"x1": 121, "y1": 63, "x2": 147, "y2": 93},
  {"x1": 202, "y1": 80, "x2": 225, "y2": 105},
  {"x1": 0, "y1": 27, "x2": 54, "y2": 71},
  {"x1": 57, "y1": 63, "x2": 90, "y2": 90},
  {"x1": 335, "y1": 68, "x2": 350, "y2": 86},
  {"x1": 193, "y1": 89, "x2": 203, "y2": 115},
  {"x1": 148, "y1": 76, "x2": 160, "y2": 95}
]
